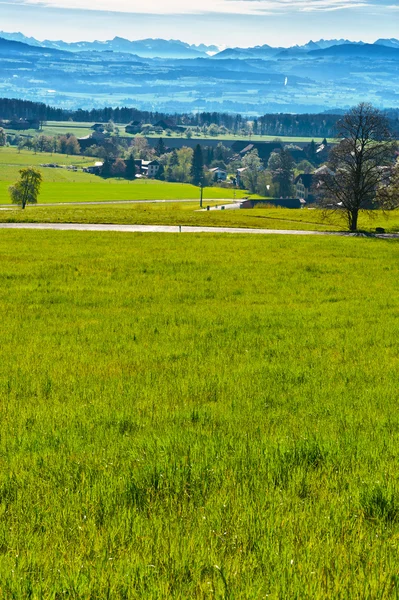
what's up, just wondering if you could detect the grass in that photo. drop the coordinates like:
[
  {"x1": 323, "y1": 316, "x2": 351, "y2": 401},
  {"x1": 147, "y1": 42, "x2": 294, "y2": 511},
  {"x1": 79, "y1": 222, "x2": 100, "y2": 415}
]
[
  {"x1": 1, "y1": 231, "x2": 399, "y2": 598},
  {"x1": 0, "y1": 150, "x2": 253, "y2": 204},
  {"x1": 2, "y1": 202, "x2": 399, "y2": 233},
  {"x1": 0, "y1": 147, "x2": 96, "y2": 167},
  {"x1": 0, "y1": 181, "x2": 252, "y2": 205},
  {"x1": 6, "y1": 122, "x2": 333, "y2": 144}
]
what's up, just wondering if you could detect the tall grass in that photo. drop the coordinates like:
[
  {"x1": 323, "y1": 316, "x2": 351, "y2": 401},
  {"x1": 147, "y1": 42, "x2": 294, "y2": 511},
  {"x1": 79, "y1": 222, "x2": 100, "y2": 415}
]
[{"x1": 1, "y1": 232, "x2": 399, "y2": 598}]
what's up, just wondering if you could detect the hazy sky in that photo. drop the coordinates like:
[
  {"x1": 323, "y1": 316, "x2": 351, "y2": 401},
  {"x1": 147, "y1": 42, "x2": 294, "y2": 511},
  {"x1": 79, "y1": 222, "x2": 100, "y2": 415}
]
[{"x1": 1, "y1": 0, "x2": 398, "y2": 46}]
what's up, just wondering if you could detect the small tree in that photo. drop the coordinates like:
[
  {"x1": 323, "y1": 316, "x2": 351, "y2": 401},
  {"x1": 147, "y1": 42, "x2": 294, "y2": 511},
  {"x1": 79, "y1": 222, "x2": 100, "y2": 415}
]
[
  {"x1": 317, "y1": 103, "x2": 397, "y2": 231},
  {"x1": 9, "y1": 168, "x2": 42, "y2": 210},
  {"x1": 0, "y1": 128, "x2": 6, "y2": 147}
]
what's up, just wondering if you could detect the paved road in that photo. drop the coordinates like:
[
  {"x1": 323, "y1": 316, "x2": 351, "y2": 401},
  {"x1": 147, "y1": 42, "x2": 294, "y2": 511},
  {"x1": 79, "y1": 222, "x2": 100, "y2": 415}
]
[
  {"x1": 0, "y1": 199, "x2": 235, "y2": 208},
  {"x1": 0, "y1": 223, "x2": 398, "y2": 238}
]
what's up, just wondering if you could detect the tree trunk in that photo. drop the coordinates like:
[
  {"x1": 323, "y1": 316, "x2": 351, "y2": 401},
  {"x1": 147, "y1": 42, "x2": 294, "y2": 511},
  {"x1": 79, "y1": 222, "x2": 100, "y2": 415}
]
[{"x1": 350, "y1": 209, "x2": 359, "y2": 231}]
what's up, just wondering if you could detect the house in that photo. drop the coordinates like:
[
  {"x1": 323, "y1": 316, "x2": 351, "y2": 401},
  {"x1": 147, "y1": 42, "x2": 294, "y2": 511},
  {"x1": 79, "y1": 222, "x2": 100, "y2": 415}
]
[
  {"x1": 143, "y1": 160, "x2": 160, "y2": 178},
  {"x1": 0, "y1": 118, "x2": 40, "y2": 130},
  {"x1": 135, "y1": 159, "x2": 161, "y2": 178},
  {"x1": 240, "y1": 198, "x2": 305, "y2": 209},
  {"x1": 315, "y1": 141, "x2": 329, "y2": 164},
  {"x1": 78, "y1": 131, "x2": 106, "y2": 150},
  {"x1": 83, "y1": 161, "x2": 104, "y2": 175},
  {"x1": 125, "y1": 121, "x2": 141, "y2": 135},
  {"x1": 236, "y1": 167, "x2": 247, "y2": 187},
  {"x1": 209, "y1": 167, "x2": 227, "y2": 182},
  {"x1": 91, "y1": 123, "x2": 105, "y2": 132},
  {"x1": 295, "y1": 173, "x2": 314, "y2": 201},
  {"x1": 231, "y1": 140, "x2": 283, "y2": 165},
  {"x1": 153, "y1": 120, "x2": 184, "y2": 133}
]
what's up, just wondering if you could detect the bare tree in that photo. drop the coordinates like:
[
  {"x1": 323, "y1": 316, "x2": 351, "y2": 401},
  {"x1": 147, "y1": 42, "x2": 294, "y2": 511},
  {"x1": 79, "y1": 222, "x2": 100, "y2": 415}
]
[{"x1": 317, "y1": 103, "x2": 397, "y2": 231}]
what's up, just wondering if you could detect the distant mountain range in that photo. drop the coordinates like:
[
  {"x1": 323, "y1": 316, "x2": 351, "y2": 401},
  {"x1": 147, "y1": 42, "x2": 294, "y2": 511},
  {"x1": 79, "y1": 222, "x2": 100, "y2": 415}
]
[
  {"x1": 0, "y1": 32, "x2": 219, "y2": 58},
  {"x1": 0, "y1": 32, "x2": 398, "y2": 114},
  {"x1": 0, "y1": 31, "x2": 398, "y2": 59}
]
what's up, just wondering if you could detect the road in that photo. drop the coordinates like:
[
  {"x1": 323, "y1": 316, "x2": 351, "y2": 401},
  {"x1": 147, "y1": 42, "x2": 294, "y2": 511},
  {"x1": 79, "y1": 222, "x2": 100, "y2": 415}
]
[
  {"x1": 0, "y1": 223, "x2": 398, "y2": 238},
  {"x1": 0, "y1": 199, "x2": 235, "y2": 208}
]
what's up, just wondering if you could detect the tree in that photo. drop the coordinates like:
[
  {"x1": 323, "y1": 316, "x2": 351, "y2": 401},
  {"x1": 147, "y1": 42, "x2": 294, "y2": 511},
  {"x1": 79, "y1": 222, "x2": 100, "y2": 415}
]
[
  {"x1": 65, "y1": 136, "x2": 80, "y2": 156},
  {"x1": 256, "y1": 171, "x2": 273, "y2": 197},
  {"x1": 306, "y1": 140, "x2": 317, "y2": 164},
  {"x1": 154, "y1": 163, "x2": 165, "y2": 180},
  {"x1": 9, "y1": 168, "x2": 42, "y2": 210},
  {"x1": 100, "y1": 157, "x2": 112, "y2": 178},
  {"x1": 111, "y1": 158, "x2": 126, "y2": 177},
  {"x1": 130, "y1": 136, "x2": 152, "y2": 160},
  {"x1": 156, "y1": 138, "x2": 166, "y2": 156},
  {"x1": 105, "y1": 120, "x2": 115, "y2": 133},
  {"x1": 268, "y1": 149, "x2": 294, "y2": 197},
  {"x1": 190, "y1": 144, "x2": 204, "y2": 186},
  {"x1": 242, "y1": 149, "x2": 262, "y2": 194},
  {"x1": 317, "y1": 103, "x2": 397, "y2": 231},
  {"x1": 125, "y1": 156, "x2": 137, "y2": 180},
  {"x1": 0, "y1": 128, "x2": 6, "y2": 147}
]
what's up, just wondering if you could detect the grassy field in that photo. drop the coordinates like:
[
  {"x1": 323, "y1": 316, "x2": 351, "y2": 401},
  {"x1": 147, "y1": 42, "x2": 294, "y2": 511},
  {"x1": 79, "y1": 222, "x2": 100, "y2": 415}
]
[
  {"x1": 1, "y1": 231, "x2": 399, "y2": 598},
  {"x1": 5, "y1": 122, "x2": 333, "y2": 144},
  {"x1": 0, "y1": 149, "x2": 252, "y2": 204},
  {"x1": 0, "y1": 147, "x2": 96, "y2": 167},
  {"x1": 2, "y1": 202, "x2": 399, "y2": 233},
  {"x1": 0, "y1": 181, "x2": 250, "y2": 205}
]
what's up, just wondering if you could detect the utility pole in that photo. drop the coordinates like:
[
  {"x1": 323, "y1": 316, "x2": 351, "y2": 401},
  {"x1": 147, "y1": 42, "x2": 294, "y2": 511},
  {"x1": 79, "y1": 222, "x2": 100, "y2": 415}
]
[{"x1": 200, "y1": 178, "x2": 204, "y2": 208}]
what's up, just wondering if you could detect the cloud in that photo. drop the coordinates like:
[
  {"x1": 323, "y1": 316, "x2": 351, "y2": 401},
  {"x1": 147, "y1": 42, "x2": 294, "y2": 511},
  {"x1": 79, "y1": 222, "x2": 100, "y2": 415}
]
[{"x1": 15, "y1": 0, "x2": 386, "y2": 14}]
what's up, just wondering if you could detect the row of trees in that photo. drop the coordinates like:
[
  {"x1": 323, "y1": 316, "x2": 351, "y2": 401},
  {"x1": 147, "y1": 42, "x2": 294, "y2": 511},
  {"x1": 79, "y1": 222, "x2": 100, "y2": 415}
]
[{"x1": 2, "y1": 97, "x2": 398, "y2": 138}]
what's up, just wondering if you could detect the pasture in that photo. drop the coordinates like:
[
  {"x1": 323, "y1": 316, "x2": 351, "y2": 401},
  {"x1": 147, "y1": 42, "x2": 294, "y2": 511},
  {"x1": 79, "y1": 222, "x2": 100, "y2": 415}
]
[
  {"x1": 1, "y1": 231, "x2": 399, "y2": 598},
  {"x1": 4, "y1": 122, "x2": 332, "y2": 144},
  {"x1": 0, "y1": 149, "x2": 250, "y2": 204},
  {"x1": 2, "y1": 201, "x2": 399, "y2": 233}
]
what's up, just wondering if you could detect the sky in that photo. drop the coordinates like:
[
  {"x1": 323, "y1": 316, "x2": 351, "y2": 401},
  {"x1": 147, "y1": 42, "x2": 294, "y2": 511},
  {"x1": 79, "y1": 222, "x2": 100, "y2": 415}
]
[{"x1": 0, "y1": 0, "x2": 398, "y2": 47}]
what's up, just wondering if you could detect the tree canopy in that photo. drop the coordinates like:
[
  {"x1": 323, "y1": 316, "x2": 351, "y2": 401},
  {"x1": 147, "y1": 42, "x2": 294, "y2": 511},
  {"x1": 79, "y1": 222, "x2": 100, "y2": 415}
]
[
  {"x1": 9, "y1": 168, "x2": 42, "y2": 209},
  {"x1": 317, "y1": 103, "x2": 397, "y2": 231}
]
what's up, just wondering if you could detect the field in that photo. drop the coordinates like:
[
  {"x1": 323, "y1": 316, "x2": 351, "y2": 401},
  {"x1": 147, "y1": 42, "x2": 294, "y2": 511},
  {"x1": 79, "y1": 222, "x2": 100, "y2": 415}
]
[
  {"x1": 0, "y1": 147, "x2": 96, "y2": 167},
  {"x1": 5, "y1": 123, "x2": 332, "y2": 144},
  {"x1": 1, "y1": 231, "x2": 399, "y2": 598},
  {"x1": 0, "y1": 149, "x2": 251, "y2": 204},
  {"x1": 0, "y1": 181, "x2": 250, "y2": 205},
  {"x1": 2, "y1": 202, "x2": 399, "y2": 233}
]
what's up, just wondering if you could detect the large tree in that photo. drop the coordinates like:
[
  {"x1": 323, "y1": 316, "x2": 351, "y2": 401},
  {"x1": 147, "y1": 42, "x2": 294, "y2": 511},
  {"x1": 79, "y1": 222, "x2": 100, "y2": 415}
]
[
  {"x1": 317, "y1": 103, "x2": 397, "y2": 231},
  {"x1": 268, "y1": 149, "x2": 294, "y2": 198},
  {"x1": 9, "y1": 168, "x2": 42, "y2": 210},
  {"x1": 242, "y1": 149, "x2": 262, "y2": 194},
  {"x1": 190, "y1": 144, "x2": 204, "y2": 186}
]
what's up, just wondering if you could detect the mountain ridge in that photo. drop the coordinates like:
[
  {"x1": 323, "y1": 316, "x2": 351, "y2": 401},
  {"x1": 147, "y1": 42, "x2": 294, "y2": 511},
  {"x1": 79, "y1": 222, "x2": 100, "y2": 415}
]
[{"x1": 0, "y1": 31, "x2": 398, "y2": 59}]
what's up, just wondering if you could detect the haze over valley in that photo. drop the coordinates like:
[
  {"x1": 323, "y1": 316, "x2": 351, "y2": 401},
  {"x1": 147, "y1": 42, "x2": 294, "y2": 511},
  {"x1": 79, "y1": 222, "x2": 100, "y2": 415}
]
[{"x1": 1, "y1": 32, "x2": 398, "y2": 114}]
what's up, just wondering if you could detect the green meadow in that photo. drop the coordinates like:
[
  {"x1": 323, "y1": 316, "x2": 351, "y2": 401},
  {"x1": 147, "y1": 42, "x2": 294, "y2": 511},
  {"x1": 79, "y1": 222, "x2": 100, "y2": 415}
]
[
  {"x1": 0, "y1": 147, "x2": 96, "y2": 167},
  {"x1": 2, "y1": 201, "x2": 399, "y2": 233},
  {"x1": 0, "y1": 149, "x2": 251, "y2": 204},
  {"x1": 1, "y1": 231, "x2": 399, "y2": 598},
  {"x1": 4, "y1": 122, "x2": 331, "y2": 144},
  {"x1": 0, "y1": 181, "x2": 248, "y2": 205}
]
